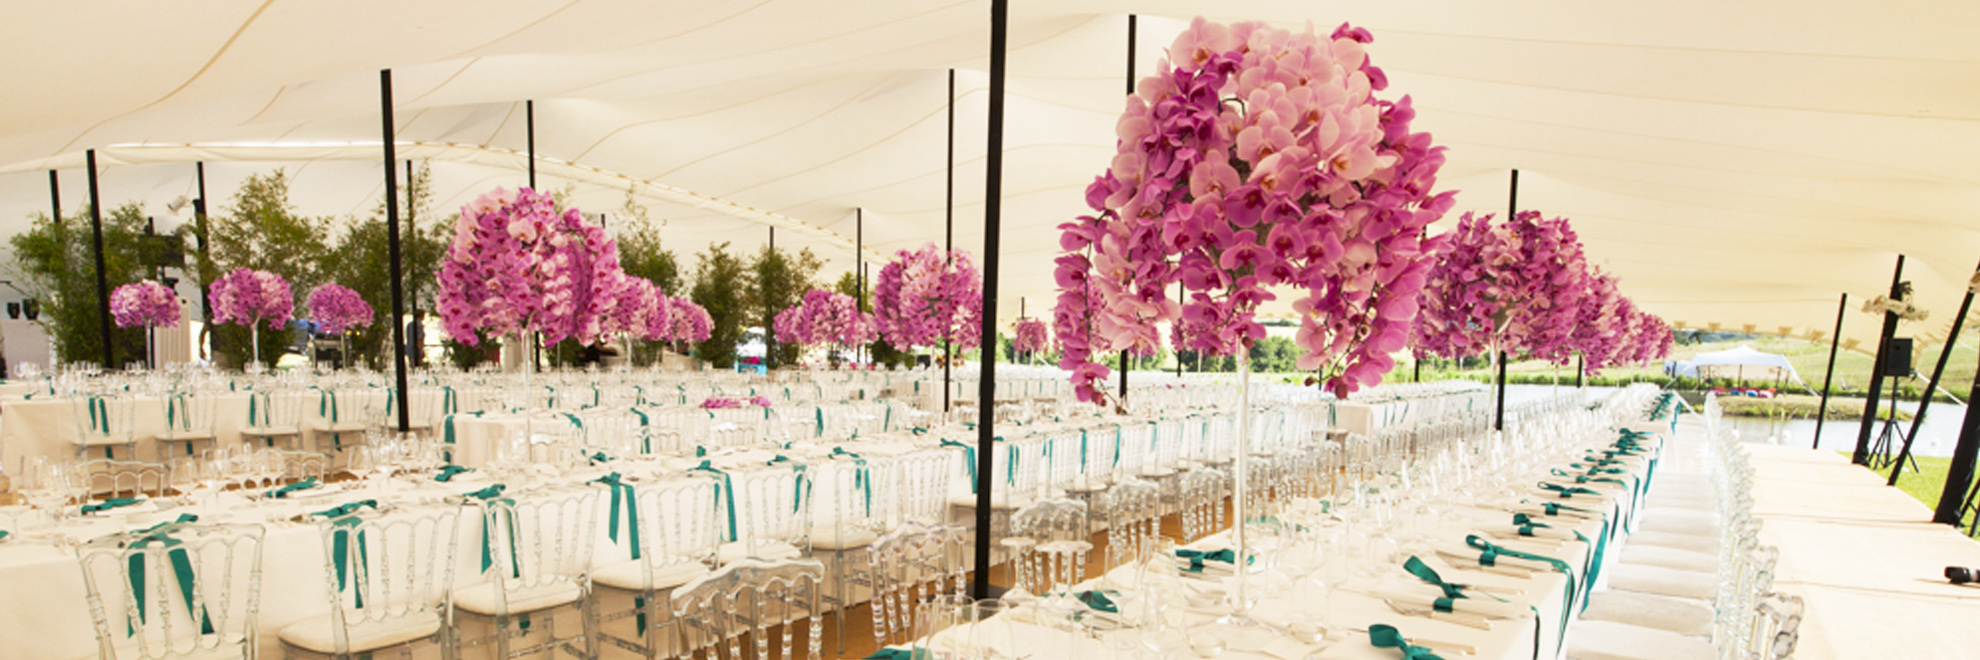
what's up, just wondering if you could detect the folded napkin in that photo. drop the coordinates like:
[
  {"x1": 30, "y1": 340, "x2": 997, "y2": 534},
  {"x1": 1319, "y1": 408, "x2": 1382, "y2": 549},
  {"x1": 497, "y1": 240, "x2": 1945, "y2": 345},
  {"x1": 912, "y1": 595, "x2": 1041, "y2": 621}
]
[
  {"x1": 1479, "y1": 521, "x2": 1577, "y2": 542},
  {"x1": 1176, "y1": 548, "x2": 1237, "y2": 574},
  {"x1": 0, "y1": 530, "x2": 10, "y2": 541},
  {"x1": 264, "y1": 477, "x2": 320, "y2": 499},
  {"x1": 1432, "y1": 541, "x2": 1557, "y2": 574},
  {"x1": 1374, "y1": 582, "x2": 1528, "y2": 619},
  {"x1": 434, "y1": 465, "x2": 474, "y2": 482},
  {"x1": 1076, "y1": 589, "x2": 1119, "y2": 613},
  {"x1": 81, "y1": 497, "x2": 144, "y2": 515},
  {"x1": 1535, "y1": 482, "x2": 1611, "y2": 500},
  {"x1": 1368, "y1": 624, "x2": 1448, "y2": 660},
  {"x1": 865, "y1": 650, "x2": 914, "y2": 660}
]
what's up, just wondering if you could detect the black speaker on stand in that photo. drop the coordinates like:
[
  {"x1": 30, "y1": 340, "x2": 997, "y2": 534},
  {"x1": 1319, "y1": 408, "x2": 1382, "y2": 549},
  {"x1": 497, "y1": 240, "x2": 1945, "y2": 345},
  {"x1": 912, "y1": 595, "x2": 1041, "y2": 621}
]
[{"x1": 1870, "y1": 337, "x2": 1915, "y2": 468}]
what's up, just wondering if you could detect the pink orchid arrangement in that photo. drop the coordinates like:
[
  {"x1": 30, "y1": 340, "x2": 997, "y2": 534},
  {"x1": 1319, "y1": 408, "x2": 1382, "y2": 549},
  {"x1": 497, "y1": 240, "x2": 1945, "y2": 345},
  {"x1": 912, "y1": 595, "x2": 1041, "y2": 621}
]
[
  {"x1": 773, "y1": 305, "x2": 808, "y2": 346},
  {"x1": 700, "y1": 396, "x2": 743, "y2": 409},
  {"x1": 209, "y1": 268, "x2": 293, "y2": 329},
  {"x1": 1412, "y1": 210, "x2": 1589, "y2": 365},
  {"x1": 669, "y1": 297, "x2": 713, "y2": 344},
  {"x1": 600, "y1": 274, "x2": 657, "y2": 340},
  {"x1": 777, "y1": 288, "x2": 877, "y2": 351},
  {"x1": 110, "y1": 280, "x2": 180, "y2": 329},
  {"x1": 1055, "y1": 19, "x2": 1454, "y2": 401},
  {"x1": 874, "y1": 243, "x2": 983, "y2": 351},
  {"x1": 305, "y1": 283, "x2": 374, "y2": 335},
  {"x1": 1013, "y1": 317, "x2": 1050, "y2": 355},
  {"x1": 750, "y1": 395, "x2": 775, "y2": 407},
  {"x1": 1564, "y1": 269, "x2": 1624, "y2": 375},
  {"x1": 436, "y1": 187, "x2": 626, "y2": 348}
]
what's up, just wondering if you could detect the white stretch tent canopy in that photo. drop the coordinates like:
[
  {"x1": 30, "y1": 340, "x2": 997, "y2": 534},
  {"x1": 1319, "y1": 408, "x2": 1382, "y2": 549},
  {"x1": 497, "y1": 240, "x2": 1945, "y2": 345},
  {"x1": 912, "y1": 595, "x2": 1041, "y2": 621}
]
[
  {"x1": 1668, "y1": 345, "x2": 1802, "y2": 383},
  {"x1": 1, "y1": 1, "x2": 1977, "y2": 358}
]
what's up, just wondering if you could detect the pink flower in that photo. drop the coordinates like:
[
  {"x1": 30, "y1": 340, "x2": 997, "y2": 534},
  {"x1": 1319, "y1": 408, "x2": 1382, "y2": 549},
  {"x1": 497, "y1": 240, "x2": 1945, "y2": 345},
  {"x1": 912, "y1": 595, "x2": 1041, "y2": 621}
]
[
  {"x1": 111, "y1": 280, "x2": 180, "y2": 329},
  {"x1": 874, "y1": 244, "x2": 983, "y2": 351},
  {"x1": 305, "y1": 283, "x2": 373, "y2": 335},
  {"x1": 435, "y1": 187, "x2": 626, "y2": 347},
  {"x1": 1013, "y1": 318, "x2": 1051, "y2": 355},
  {"x1": 209, "y1": 268, "x2": 292, "y2": 330}
]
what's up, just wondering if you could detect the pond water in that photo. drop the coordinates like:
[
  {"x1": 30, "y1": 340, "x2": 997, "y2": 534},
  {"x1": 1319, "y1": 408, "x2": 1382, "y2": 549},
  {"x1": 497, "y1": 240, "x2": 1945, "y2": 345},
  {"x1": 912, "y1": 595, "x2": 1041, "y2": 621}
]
[{"x1": 1493, "y1": 384, "x2": 1969, "y2": 458}]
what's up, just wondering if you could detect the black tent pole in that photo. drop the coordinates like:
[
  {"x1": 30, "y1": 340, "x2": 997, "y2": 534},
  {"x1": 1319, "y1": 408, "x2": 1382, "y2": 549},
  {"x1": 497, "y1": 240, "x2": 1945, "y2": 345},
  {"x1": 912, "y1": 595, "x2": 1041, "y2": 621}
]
[
  {"x1": 1891, "y1": 263, "x2": 1980, "y2": 484},
  {"x1": 1495, "y1": 169, "x2": 1517, "y2": 432},
  {"x1": 1853, "y1": 255, "x2": 1906, "y2": 465},
  {"x1": 381, "y1": 70, "x2": 411, "y2": 433},
  {"x1": 1813, "y1": 294, "x2": 1847, "y2": 449},
  {"x1": 1117, "y1": 13, "x2": 1136, "y2": 402},
  {"x1": 86, "y1": 149, "x2": 114, "y2": 369},
  {"x1": 972, "y1": 0, "x2": 1009, "y2": 600},
  {"x1": 944, "y1": 68, "x2": 956, "y2": 412}
]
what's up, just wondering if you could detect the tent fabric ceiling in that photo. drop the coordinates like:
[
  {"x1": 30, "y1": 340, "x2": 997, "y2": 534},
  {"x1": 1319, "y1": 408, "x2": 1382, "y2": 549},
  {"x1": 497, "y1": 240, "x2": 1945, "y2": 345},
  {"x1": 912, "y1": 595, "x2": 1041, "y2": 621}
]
[{"x1": 3, "y1": 0, "x2": 1978, "y2": 359}]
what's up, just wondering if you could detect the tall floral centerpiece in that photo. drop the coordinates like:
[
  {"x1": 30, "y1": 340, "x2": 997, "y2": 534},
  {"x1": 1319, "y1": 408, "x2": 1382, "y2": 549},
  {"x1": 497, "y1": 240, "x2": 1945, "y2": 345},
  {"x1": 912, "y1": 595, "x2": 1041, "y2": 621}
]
[
  {"x1": 436, "y1": 187, "x2": 626, "y2": 371},
  {"x1": 111, "y1": 280, "x2": 181, "y2": 368},
  {"x1": 1413, "y1": 210, "x2": 1590, "y2": 404},
  {"x1": 875, "y1": 243, "x2": 984, "y2": 361},
  {"x1": 1054, "y1": 19, "x2": 1454, "y2": 619},
  {"x1": 209, "y1": 268, "x2": 293, "y2": 368},
  {"x1": 306, "y1": 283, "x2": 373, "y2": 368},
  {"x1": 607, "y1": 276, "x2": 665, "y2": 365},
  {"x1": 1012, "y1": 317, "x2": 1050, "y2": 364},
  {"x1": 668, "y1": 297, "x2": 714, "y2": 357},
  {"x1": 776, "y1": 288, "x2": 876, "y2": 368}
]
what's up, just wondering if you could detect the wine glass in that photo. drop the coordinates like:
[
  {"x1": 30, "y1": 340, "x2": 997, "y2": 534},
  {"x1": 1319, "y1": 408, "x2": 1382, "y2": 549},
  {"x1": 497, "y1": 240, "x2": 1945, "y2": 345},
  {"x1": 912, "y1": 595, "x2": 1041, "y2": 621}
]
[{"x1": 22, "y1": 457, "x2": 77, "y2": 528}]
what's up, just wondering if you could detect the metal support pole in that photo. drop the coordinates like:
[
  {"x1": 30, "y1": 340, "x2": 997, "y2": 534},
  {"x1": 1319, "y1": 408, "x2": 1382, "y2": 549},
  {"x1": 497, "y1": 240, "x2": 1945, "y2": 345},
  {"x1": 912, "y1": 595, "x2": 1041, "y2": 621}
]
[
  {"x1": 766, "y1": 226, "x2": 776, "y2": 370},
  {"x1": 1854, "y1": 255, "x2": 1906, "y2": 465},
  {"x1": 48, "y1": 170, "x2": 60, "y2": 226},
  {"x1": 944, "y1": 68, "x2": 955, "y2": 412},
  {"x1": 526, "y1": 100, "x2": 536, "y2": 189},
  {"x1": 1891, "y1": 263, "x2": 1980, "y2": 484},
  {"x1": 1117, "y1": 14, "x2": 1136, "y2": 404},
  {"x1": 382, "y1": 70, "x2": 411, "y2": 433},
  {"x1": 1495, "y1": 169, "x2": 1517, "y2": 432},
  {"x1": 1935, "y1": 347, "x2": 1980, "y2": 523},
  {"x1": 86, "y1": 149, "x2": 114, "y2": 368},
  {"x1": 1575, "y1": 354, "x2": 1584, "y2": 387},
  {"x1": 972, "y1": 0, "x2": 1008, "y2": 600},
  {"x1": 1814, "y1": 293, "x2": 1847, "y2": 449}
]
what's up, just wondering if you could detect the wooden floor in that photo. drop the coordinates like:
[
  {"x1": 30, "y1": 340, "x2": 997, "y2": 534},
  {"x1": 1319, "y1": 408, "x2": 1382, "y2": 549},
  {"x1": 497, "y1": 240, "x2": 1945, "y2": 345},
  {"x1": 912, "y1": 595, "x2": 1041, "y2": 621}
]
[{"x1": 1741, "y1": 429, "x2": 1980, "y2": 660}]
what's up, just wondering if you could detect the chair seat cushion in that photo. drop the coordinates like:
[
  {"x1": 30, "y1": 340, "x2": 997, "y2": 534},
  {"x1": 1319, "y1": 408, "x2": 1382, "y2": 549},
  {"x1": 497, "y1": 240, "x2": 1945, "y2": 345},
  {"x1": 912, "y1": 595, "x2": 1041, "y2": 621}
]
[
  {"x1": 1638, "y1": 510, "x2": 1720, "y2": 537},
  {"x1": 453, "y1": 581, "x2": 584, "y2": 616},
  {"x1": 808, "y1": 525, "x2": 882, "y2": 550},
  {"x1": 242, "y1": 427, "x2": 301, "y2": 437},
  {"x1": 280, "y1": 611, "x2": 442, "y2": 654},
  {"x1": 1607, "y1": 564, "x2": 1717, "y2": 600},
  {"x1": 1579, "y1": 591, "x2": 1713, "y2": 637},
  {"x1": 593, "y1": 559, "x2": 711, "y2": 592},
  {"x1": 158, "y1": 430, "x2": 216, "y2": 442},
  {"x1": 716, "y1": 540, "x2": 803, "y2": 564},
  {"x1": 1565, "y1": 620, "x2": 1716, "y2": 660},
  {"x1": 1624, "y1": 530, "x2": 1722, "y2": 553},
  {"x1": 1618, "y1": 544, "x2": 1717, "y2": 573}
]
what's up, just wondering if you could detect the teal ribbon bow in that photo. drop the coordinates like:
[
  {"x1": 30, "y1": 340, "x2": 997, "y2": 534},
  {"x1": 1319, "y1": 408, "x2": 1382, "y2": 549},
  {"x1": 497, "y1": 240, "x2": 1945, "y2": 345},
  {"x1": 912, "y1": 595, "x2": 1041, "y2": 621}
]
[
  {"x1": 1538, "y1": 482, "x2": 1602, "y2": 499},
  {"x1": 126, "y1": 514, "x2": 211, "y2": 636},
  {"x1": 1403, "y1": 556, "x2": 1470, "y2": 611},
  {"x1": 1466, "y1": 533, "x2": 1578, "y2": 619},
  {"x1": 628, "y1": 407, "x2": 651, "y2": 453},
  {"x1": 589, "y1": 451, "x2": 615, "y2": 465},
  {"x1": 1510, "y1": 513, "x2": 1553, "y2": 537},
  {"x1": 1174, "y1": 548, "x2": 1235, "y2": 572},
  {"x1": 1076, "y1": 589, "x2": 1119, "y2": 613},
  {"x1": 1368, "y1": 624, "x2": 1444, "y2": 660},
  {"x1": 464, "y1": 485, "x2": 523, "y2": 577},
  {"x1": 434, "y1": 465, "x2": 473, "y2": 482},
  {"x1": 687, "y1": 461, "x2": 738, "y2": 542},
  {"x1": 265, "y1": 477, "x2": 320, "y2": 499},
  {"x1": 82, "y1": 497, "x2": 143, "y2": 515},
  {"x1": 590, "y1": 472, "x2": 641, "y2": 560},
  {"x1": 314, "y1": 501, "x2": 379, "y2": 608},
  {"x1": 940, "y1": 439, "x2": 978, "y2": 493},
  {"x1": 864, "y1": 650, "x2": 914, "y2": 660},
  {"x1": 1541, "y1": 502, "x2": 1594, "y2": 517}
]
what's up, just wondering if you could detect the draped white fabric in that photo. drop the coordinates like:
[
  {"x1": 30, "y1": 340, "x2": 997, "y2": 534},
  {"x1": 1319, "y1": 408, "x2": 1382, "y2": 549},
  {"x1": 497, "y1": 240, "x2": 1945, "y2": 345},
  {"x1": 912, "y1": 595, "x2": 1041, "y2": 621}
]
[{"x1": 0, "y1": 2, "x2": 1975, "y2": 353}]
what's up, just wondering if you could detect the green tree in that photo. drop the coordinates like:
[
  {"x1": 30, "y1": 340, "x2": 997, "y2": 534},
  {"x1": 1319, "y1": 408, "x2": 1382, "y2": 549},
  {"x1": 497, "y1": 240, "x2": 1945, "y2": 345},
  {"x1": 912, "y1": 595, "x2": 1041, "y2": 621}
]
[
  {"x1": 690, "y1": 242, "x2": 751, "y2": 368},
  {"x1": 747, "y1": 245, "x2": 822, "y2": 369},
  {"x1": 321, "y1": 162, "x2": 448, "y2": 370},
  {"x1": 614, "y1": 191, "x2": 682, "y2": 296},
  {"x1": 7, "y1": 204, "x2": 152, "y2": 366},
  {"x1": 203, "y1": 169, "x2": 332, "y2": 367}
]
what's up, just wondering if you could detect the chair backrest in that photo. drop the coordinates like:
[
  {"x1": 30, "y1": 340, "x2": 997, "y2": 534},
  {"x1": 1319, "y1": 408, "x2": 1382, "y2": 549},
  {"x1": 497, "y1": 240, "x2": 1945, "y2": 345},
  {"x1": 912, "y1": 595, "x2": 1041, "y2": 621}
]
[
  {"x1": 729, "y1": 465, "x2": 813, "y2": 558},
  {"x1": 866, "y1": 523, "x2": 965, "y2": 648},
  {"x1": 243, "y1": 388, "x2": 304, "y2": 435},
  {"x1": 614, "y1": 475, "x2": 723, "y2": 574},
  {"x1": 73, "y1": 392, "x2": 135, "y2": 449},
  {"x1": 1104, "y1": 479, "x2": 1163, "y2": 571},
  {"x1": 1749, "y1": 592, "x2": 1804, "y2": 660},
  {"x1": 1007, "y1": 497, "x2": 1090, "y2": 595},
  {"x1": 314, "y1": 508, "x2": 461, "y2": 655},
  {"x1": 81, "y1": 459, "x2": 172, "y2": 499},
  {"x1": 893, "y1": 449, "x2": 955, "y2": 527},
  {"x1": 1179, "y1": 468, "x2": 1227, "y2": 542},
  {"x1": 813, "y1": 456, "x2": 898, "y2": 543},
  {"x1": 75, "y1": 521, "x2": 265, "y2": 660},
  {"x1": 278, "y1": 450, "x2": 330, "y2": 483},
  {"x1": 671, "y1": 558, "x2": 825, "y2": 660},
  {"x1": 160, "y1": 392, "x2": 216, "y2": 435},
  {"x1": 476, "y1": 490, "x2": 599, "y2": 609}
]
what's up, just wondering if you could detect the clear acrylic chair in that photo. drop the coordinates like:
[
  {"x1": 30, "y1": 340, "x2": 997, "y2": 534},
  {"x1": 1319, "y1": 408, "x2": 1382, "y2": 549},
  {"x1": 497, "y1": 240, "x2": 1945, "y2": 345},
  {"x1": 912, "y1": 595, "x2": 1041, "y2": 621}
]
[
  {"x1": 1003, "y1": 497, "x2": 1091, "y2": 596},
  {"x1": 72, "y1": 392, "x2": 139, "y2": 460},
  {"x1": 1178, "y1": 468, "x2": 1227, "y2": 543},
  {"x1": 75, "y1": 520, "x2": 265, "y2": 660},
  {"x1": 809, "y1": 456, "x2": 900, "y2": 652},
  {"x1": 718, "y1": 464, "x2": 813, "y2": 565},
  {"x1": 670, "y1": 558, "x2": 825, "y2": 660},
  {"x1": 866, "y1": 522, "x2": 966, "y2": 649},
  {"x1": 79, "y1": 459, "x2": 172, "y2": 500},
  {"x1": 242, "y1": 388, "x2": 306, "y2": 451},
  {"x1": 453, "y1": 489, "x2": 600, "y2": 660},
  {"x1": 308, "y1": 385, "x2": 372, "y2": 455},
  {"x1": 893, "y1": 449, "x2": 956, "y2": 527},
  {"x1": 155, "y1": 392, "x2": 218, "y2": 461},
  {"x1": 589, "y1": 475, "x2": 723, "y2": 659},
  {"x1": 278, "y1": 507, "x2": 462, "y2": 659},
  {"x1": 1104, "y1": 478, "x2": 1162, "y2": 572}
]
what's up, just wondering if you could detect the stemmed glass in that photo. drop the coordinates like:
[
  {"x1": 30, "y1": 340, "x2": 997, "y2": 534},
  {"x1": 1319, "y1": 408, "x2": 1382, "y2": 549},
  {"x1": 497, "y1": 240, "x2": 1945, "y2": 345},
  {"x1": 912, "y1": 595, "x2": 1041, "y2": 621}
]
[{"x1": 22, "y1": 457, "x2": 79, "y2": 529}]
